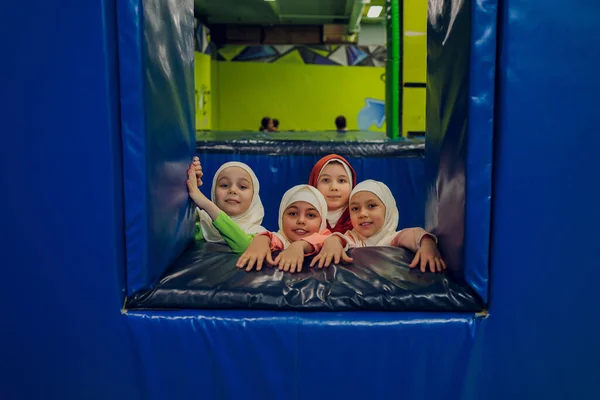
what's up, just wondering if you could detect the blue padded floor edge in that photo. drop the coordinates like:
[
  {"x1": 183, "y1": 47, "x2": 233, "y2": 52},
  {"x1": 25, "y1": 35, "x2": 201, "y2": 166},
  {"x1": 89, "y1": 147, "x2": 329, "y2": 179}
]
[{"x1": 125, "y1": 310, "x2": 485, "y2": 400}]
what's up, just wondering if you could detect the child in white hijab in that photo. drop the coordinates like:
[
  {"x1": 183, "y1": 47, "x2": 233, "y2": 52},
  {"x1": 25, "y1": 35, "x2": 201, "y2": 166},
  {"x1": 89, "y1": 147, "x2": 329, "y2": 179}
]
[
  {"x1": 236, "y1": 184, "x2": 331, "y2": 273},
  {"x1": 311, "y1": 180, "x2": 446, "y2": 273},
  {"x1": 187, "y1": 158, "x2": 266, "y2": 254}
]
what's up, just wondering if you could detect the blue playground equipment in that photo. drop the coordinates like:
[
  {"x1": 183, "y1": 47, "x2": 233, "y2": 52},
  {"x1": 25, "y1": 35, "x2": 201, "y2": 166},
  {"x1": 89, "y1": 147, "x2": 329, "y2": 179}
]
[{"x1": 2, "y1": 0, "x2": 600, "y2": 399}]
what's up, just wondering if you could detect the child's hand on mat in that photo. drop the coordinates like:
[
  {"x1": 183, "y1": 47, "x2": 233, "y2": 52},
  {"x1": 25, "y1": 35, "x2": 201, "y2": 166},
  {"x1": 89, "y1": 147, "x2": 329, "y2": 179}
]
[
  {"x1": 190, "y1": 156, "x2": 203, "y2": 186},
  {"x1": 310, "y1": 236, "x2": 353, "y2": 268},
  {"x1": 237, "y1": 235, "x2": 274, "y2": 272},
  {"x1": 187, "y1": 168, "x2": 210, "y2": 208},
  {"x1": 274, "y1": 241, "x2": 307, "y2": 274},
  {"x1": 409, "y1": 237, "x2": 447, "y2": 273}
]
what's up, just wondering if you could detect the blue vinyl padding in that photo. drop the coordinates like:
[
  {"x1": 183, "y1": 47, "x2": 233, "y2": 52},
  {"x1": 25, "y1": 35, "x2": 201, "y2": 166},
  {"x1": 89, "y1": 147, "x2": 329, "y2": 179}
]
[
  {"x1": 2, "y1": 1, "x2": 141, "y2": 398},
  {"x1": 474, "y1": 0, "x2": 600, "y2": 397},
  {"x1": 125, "y1": 310, "x2": 484, "y2": 400},
  {"x1": 463, "y1": 0, "x2": 497, "y2": 303},
  {"x1": 194, "y1": 152, "x2": 426, "y2": 231},
  {"x1": 118, "y1": 0, "x2": 196, "y2": 295},
  {"x1": 424, "y1": 0, "x2": 494, "y2": 302},
  {"x1": 5, "y1": 0, "x2": 600, "y2": 398}
]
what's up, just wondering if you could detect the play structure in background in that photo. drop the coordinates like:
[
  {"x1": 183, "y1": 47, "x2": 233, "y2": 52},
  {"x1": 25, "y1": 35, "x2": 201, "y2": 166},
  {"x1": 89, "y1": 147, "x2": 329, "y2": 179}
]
[
  {"x1": 6, "y1": 0, "x2": 600, "y2": 398},
  {"x1": 194, "y1": 39, "x2": 388, "y2": 133},
  {"x1": 192, "y1": 0, "x2": 426, "y2": 136},
  {"x1": 210, "y1": 44, "x2": 387, "y2": 66}
]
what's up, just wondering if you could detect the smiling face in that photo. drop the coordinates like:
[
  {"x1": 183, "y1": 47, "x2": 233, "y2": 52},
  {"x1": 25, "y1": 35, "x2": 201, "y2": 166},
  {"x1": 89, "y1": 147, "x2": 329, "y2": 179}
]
[
  {"x1": 214, "y1": 167, "x2": 253, "y2": 216},
  {"x1": 349, "y1": 191, "x2": 386, "y2": 238},
  {"x1": 316, "y1": 161, "x2": 351, "y2": 211},
  {"x1": 282, "y1": 201, "x2": 323, "y2": 242}
]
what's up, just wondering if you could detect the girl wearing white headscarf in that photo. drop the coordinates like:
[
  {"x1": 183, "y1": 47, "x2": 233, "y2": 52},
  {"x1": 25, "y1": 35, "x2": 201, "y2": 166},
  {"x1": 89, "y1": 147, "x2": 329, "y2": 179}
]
[
  {"x1": 187, "y1": 160, "x2": 266, "y2": 254},
  {"x1": 312, "y1": 180, "x2": 447, "y2": 273},
  {"x1": 236, "y1": 185, "x2": 331, "y2": 273}
]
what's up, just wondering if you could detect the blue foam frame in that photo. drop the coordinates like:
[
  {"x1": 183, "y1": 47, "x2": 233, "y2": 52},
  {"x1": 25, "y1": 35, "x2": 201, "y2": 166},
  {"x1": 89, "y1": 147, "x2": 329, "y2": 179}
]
[
  {"x1": 4, "y1": 0, "x2": 600, "y2": 398},
  {"x1": 117, "y1": 0, "x2": 196, "y2": 295}
]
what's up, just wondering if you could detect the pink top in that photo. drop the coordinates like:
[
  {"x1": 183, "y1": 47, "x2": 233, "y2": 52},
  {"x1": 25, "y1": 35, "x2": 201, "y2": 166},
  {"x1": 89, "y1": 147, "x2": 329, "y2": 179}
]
[
  {"x1": 334, "y1": 227, "x2": 436, "y2": 251},
  {"x1": 259, "y1": 229, "x2": 331, "y2": 256},
  {"x1": 260, "y1": 230, "x2": 332, "y2": 256}
]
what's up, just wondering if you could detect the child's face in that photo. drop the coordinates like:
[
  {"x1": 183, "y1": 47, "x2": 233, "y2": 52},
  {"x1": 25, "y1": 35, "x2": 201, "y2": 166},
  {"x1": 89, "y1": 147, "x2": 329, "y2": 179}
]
[
  {"x1": 214, "y1": 167, "x2": 253, "y2": 216},
  {"x1": 316, "y1": 162, "x2": 351, "y2": 211},
  {"x1": 282, "y1": 201, "x2": 322, "y2": 242},
  {"x1": 349, "y1": 192, "x2": 386, "y2": 238}
]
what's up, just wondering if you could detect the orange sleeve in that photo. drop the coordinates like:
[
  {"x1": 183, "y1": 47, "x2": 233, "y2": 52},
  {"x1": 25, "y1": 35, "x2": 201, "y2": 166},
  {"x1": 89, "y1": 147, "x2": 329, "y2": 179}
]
[
  {"x1": 391, "y1": 228, "x2": 437, "y2": 252},
  {"x1": 301, "y1": 229, "x2": 332, "y2": 256},
  {"x1": 258, "y1": 231, "x2": 285, "y2": 252}
]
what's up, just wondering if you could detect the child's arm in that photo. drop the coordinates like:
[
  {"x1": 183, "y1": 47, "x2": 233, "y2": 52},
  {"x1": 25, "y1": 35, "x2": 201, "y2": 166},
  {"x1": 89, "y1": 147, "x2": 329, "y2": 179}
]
[
  {"x1": 274, "y1": 230, "x2": 332, "y2": 273},
  {"x1": 187, "y1": 167, "x2": 217, "y2": 216},
  {"x1": 212, "y1": 213, "x2": 256, "y2": 254},
  {"x1": 310, "y1": 234, "x2": 354, "y2": 269},
  {"x1": 236, "y1": 234, "x2": 275, "y2": 272},
  {"x1": 299, "y1": 230, "x2": 332, "y2": 255},
  {"x1": 409, "y1": 236, "x2": 447, "y2": 273},
  {"x1": 274, "y1": 240, "x2": 313, "y2": 274},
  {"x1": 390, "y1": 228, "x2": 437, "y2": 252},
  {"x1": 391, "y1": 228, "x2": 446, "y2": 273},
  {"x1": 188, "y1": 168, "x2": 255, "y2": 253}
]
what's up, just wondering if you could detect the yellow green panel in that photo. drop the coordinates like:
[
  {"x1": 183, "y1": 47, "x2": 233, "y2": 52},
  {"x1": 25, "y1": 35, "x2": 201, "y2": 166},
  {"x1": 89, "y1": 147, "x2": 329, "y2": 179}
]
[
  {"x1": 402, "y1": 0, "x2": 427, "y2": 136},
  {"x1": 403, "y1": 0, "x2": 427, "y2": 31},
  {"x1": 210, "y1": 59, "x2": 220, "y2": 131},
  {"x1": 402, "y1": 88, "x2": 426, "y2": 134},
  {"x1": 194, "y1": 52, "x2": 212, "y2": 130},
  {"x1": 214, "y1": 62, "x2": 386, "y2": 132},
  {"x1": 403, "y1": 35, "x2": 427, "y2": 83},
  {"x1": 273, "y1": 49, "x2": 305, "y2": 64},
  {"x1": 218, "y1": 45, "x2": 246, "y2": 61}
]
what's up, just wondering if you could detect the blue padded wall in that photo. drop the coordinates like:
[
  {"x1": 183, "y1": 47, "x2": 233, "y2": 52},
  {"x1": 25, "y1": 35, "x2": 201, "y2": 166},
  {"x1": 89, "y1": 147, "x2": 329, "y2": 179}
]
[
  {"x1": 463, "y1": 1, "x2": 497, "y2": 301},
  {"x1": 118, "y1": 0, "x2": 196, "y2": 295},
  {"x1": 194, "y1": 153, "x2": 426, "y2": 231},
  {"x1": 473, "y1": 0, "x2": 600, "y2": 398},
  {"x1": 5, "y1": 0, "x2": 600, "y2": 399},
  {"x1": 425, "y1": 0, "x2": 471, "y2": 281},
  {"x1": 126, "y1": 311, "x2": 484, "y2": 400},
  {"x1": 1, "y1": 1, "x2": 139, "y2": 399},
  {"x1": 425, "y1": 0, "x2": 495, "y2": 301}
]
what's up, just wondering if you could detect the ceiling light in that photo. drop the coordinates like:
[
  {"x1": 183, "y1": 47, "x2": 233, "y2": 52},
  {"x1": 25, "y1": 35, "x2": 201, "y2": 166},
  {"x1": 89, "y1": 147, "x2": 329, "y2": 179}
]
[{"x1": 367, "y1": 5, "x2": 383, "y2": 18}]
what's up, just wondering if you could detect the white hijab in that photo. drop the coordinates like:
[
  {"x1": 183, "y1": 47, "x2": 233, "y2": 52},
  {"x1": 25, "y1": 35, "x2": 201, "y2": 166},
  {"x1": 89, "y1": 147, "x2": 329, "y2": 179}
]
[
  {"x1": 273, "y1": 185, "x2": 329, "y2": 248},
  {"x1": 346, "y1": 180, "x2": 399, "y2": 247},
  {"x1": 198, "y1": 162, "x2": 266, "y2": 243},
  {"x1": 319, "y1": 159, "x2": 353, "y2": 227}
]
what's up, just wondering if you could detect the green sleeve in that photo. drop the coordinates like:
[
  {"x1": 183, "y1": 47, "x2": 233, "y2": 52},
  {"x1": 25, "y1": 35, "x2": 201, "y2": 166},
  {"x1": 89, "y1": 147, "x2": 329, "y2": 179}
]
[
  {"x1": 212, "y1": 212, "x2": 255, "y2": 254},
  {"x1": 195, "y1": 222, "x2": 205, "y2": 241}
]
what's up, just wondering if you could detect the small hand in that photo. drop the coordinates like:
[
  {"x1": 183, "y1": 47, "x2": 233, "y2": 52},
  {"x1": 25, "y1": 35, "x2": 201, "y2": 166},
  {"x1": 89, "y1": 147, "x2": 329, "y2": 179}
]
[
  {"x1": 187, "y1": 168, "x2": 209, "y2": 207},
  {"x1": 274, "y1": 241, "x2": 305, "y2": 273},
  {"x1": 191, "y1": 156, "x2": 203, "y2": 186},
  {"x1": 236, "y1": 235, "x2": 274, "y2": 272},
  {"x1": 409, "y1": 238, "x2": 447, "y2": 273},
  {"x1": 310, "y1": 236, "x2": 353, "y2": 268}
]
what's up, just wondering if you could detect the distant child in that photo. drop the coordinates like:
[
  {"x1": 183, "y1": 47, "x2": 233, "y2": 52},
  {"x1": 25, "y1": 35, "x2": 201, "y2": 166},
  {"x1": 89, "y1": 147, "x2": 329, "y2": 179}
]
[
  {"x1": 187, "y1": 158, "x2": 266, "y2": 254},
  {"x1": 237, "y1": 185, "x2": 331, "y2": 273},
  {"x1": 259, "y1": 117, "x2": 274, "y2": 132},
  {"x1": 335, "y1": 115, "x2": 347, "y2": 133},
  {"x1": 308, "y1": 154, "x2": 356, "y2": 234},
  {"x1": 311, "y1": 180, "x2": 446, "y2": 273}
]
